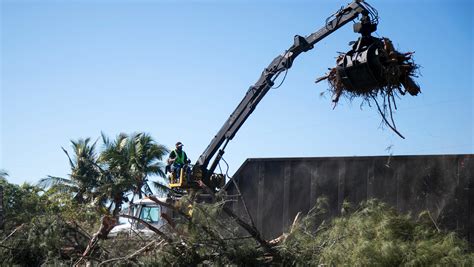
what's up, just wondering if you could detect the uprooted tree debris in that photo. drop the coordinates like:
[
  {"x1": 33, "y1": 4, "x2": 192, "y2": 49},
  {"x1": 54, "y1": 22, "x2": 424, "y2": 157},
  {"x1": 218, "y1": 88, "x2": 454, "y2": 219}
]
[
  {"x1": 1, "y1": 175, "x2": 473, "y2": 266},
  {"x1": 316, "y1": 36, "x2": 421, "y2": 139},
  {"x1": 313, "y1": 3, "x2": 421, "y2": 140},
  {"x1": 72, "y1": 197, "x2": 474, "y2": 265}
]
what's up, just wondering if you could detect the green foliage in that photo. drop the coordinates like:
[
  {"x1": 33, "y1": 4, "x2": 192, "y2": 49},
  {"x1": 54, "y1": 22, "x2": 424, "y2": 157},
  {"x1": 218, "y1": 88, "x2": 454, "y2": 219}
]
[
  {"x1": 43, "y1": 188, "x2": 101, "y2": 229},
  {"x1": 99, "y1": 132, "x2": 169, "y2": 214},
  {"x1": 38, "y1": 138, "x2": 101, "y2": 205},
  {"x1": 140, "y1": 198, "x2": 267, "y2": 266},
  {"x1": 0, "y1": 178, "x2": 52, "y2": 229},
  {"x1": 38, "y1": 132, "x2": 169, "y2": 216},
  {"x1": 1, "y1": 214, "x2": 90, "y2": 266},
  {"x1": 0, "y1": 132, "x2": 170, "y2": 265},
  {"x1": 279, "y1": 199, "x2": 474, "y2": 266},
  {"x1": 92, "y1": 197, "x2": 474, "y2": 266},
  {"x1": 0, "y1": 178, "x2": 93, "y2": 266},
  {"x1": 4, "y1": 174, "x2": 472, "y2": 267}
]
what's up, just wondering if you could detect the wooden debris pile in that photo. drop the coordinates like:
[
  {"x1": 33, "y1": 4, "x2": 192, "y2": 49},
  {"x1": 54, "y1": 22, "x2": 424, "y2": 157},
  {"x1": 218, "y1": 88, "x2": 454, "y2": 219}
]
[{"x1": 316, "y1": 37, "x2": 421, "y2": 138}]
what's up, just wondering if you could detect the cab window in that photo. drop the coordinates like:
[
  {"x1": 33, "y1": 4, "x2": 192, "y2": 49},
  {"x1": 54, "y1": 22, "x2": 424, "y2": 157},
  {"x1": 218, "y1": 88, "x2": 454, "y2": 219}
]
[{"x1": 139, "y1": 205, "x2": 160, "y2": 224}]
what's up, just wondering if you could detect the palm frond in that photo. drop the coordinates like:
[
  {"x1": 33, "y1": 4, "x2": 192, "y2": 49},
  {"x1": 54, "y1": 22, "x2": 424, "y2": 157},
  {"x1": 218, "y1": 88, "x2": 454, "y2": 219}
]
[
  {"x1": 152, "y1": 180, "x2": 170, "y2": 195},
  {"x1": 0, "y1": 169, "x2": 8, "y2": 177},
  {"x1": 61, "y1": 146, "x2": 76, "y2": 169},
  {"x1": 38, "y1": 175, "x2": 76, "y2": 189},
  {"x1": 0, "y1": 169, "x2": 8, "y2": 182},
  {"x1": 146, "y1": 164, "x2": 166, "y2": 178},
  {"x1": 48, "y1": 183, "x2": 78, "y2": 194}
]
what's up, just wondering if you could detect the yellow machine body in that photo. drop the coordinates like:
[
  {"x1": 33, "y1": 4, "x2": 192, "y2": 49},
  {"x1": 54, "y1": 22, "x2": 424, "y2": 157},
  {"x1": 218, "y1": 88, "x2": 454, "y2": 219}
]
[{"x1": 169, "y1": 168, "x2": 186, "y2": 188}]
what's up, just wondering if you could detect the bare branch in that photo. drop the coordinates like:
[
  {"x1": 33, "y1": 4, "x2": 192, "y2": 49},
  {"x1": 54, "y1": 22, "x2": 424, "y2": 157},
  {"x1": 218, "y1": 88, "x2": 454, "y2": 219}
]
[
  {"x1": 98, "y1": 240, "x2": 164, "y2": 266},
  {"x1": 0, "y1": 224, "x2": 24, "y2": 244},
  {"x1": 119, "y1": 214, "x2": 173, "y2": 243}
]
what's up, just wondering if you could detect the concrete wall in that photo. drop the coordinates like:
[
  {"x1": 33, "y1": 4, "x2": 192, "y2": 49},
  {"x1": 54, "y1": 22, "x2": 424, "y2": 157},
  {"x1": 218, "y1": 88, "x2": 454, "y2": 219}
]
[{"x1": 224, "y1": 154, "x2": 473, "y2": 243}]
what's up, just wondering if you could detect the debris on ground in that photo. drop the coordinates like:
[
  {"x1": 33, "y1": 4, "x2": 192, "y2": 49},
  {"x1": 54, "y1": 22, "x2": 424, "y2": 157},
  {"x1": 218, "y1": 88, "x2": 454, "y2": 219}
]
[
  {"x1": 277, "y1": 198, "x2": 474, "y2": 266},
  {"x1": 2, "y1": 195, "x2": 473, "y2": 266}
]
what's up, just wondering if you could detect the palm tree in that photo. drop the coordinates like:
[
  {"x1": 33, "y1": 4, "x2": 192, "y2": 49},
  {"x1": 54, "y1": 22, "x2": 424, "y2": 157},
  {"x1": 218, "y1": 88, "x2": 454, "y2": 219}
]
[
  {"x1": 130, "y1": 132, "x2": 169, "y2": 198},
  {"x1": 97, "y1": 133, "x2": 134, "y2": 215},
  {"x1": 39, "y1": 138, "x2": 100, "y2": 204},
  {"x1": 98, "y1": 132, "x2": 169, "y2": 215}
]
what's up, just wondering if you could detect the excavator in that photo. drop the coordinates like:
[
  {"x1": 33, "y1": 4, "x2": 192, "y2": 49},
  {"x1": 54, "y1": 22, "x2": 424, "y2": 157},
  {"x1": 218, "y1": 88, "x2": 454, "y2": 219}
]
[
  {"x1": 168, "y1": 0, "x2": 394, "y2": 192},
  {"x1": 108, "y1": 0, "x2": 419, "y2": 240}
]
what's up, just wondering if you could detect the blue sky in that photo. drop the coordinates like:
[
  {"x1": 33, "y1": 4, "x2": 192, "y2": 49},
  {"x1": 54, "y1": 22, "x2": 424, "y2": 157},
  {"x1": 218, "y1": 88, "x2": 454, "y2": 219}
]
[{"x1": 1, "y1": 0, "x2": 473, "y2": 185}]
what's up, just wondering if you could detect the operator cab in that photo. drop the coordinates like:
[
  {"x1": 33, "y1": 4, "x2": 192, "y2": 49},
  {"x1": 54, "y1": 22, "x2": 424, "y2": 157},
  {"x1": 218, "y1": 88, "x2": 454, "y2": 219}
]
[{"x1": 108, "y1": 196, "x2": 177, "y2": 238}]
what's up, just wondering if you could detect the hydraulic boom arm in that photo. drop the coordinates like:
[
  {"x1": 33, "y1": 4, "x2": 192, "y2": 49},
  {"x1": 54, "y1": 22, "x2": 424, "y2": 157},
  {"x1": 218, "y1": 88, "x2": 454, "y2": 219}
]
[{"x1": 193, "y1": 0, "x2": 375, "y2": 187}]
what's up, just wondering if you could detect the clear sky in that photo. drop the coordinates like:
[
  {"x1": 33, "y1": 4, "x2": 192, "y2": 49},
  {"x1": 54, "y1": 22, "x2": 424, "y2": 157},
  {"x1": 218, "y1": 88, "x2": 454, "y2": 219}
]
[{"x1": 1, "y1": 0, "x2": 473, "y2": 185}]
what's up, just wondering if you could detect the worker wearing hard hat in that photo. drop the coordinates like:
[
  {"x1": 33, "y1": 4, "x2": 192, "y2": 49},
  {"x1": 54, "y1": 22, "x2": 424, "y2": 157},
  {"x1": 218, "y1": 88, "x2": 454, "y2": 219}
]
[{"x1": 167, "y1": 142, "x2": 190, "y2": 181}]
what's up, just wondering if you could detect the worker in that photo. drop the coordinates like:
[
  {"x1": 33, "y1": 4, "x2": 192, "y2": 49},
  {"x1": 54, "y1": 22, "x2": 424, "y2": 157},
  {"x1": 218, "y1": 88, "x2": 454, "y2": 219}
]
[{"x1": 167, "y1": 142, "x2": 190, "y2": 182}]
